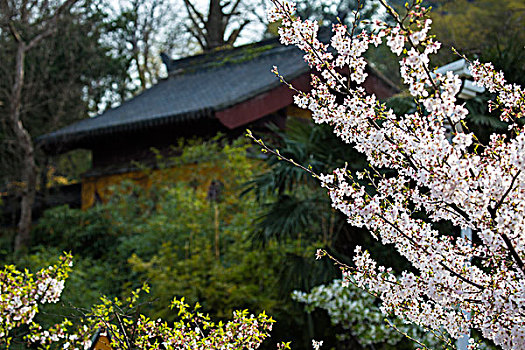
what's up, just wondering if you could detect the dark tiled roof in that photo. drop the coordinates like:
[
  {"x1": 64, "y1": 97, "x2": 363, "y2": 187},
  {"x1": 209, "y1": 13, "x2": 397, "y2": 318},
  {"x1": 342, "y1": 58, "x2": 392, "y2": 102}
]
[{"x1": 38, "y1": 37, "x2": 309, "y2": 149}]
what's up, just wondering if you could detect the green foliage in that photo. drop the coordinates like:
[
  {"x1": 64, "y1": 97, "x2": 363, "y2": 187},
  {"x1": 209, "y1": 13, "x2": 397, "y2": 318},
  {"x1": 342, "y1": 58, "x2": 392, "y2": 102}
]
[
  {"x1": 129, "y1": 220, "x2": 283, "y2": 320},
  {"x1": 246, "y1": 120, "x2": 407, "y2": 274},
  {"x1": 0, "y1": 136, "x2": 324, "y2": 348},
  {"x1": 27, "y1": 137, "x2": 260, "y2": 293},
  {"x1": 430, "y1": 0, "x2": 525, "y2": 71},
  {"x1": 33, "y1": 205, "x2": 117, "y2": 259},
  {"x1": 245, "y1": 121, "x2": 363, "y2": 247},
  {"x1": 49, "y1": 149, "x2": 92, "y2": 184}
]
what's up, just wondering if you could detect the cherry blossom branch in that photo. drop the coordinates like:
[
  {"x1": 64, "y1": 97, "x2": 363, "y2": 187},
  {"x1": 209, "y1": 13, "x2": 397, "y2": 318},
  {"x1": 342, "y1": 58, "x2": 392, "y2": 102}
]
[
  {"x1": 376, "y1": 0, "x2": 477, "y2": 138},
  {"x1": 384, "y1": 319, "x2": 432, "y2": 349},
  {"x1": 377, "y1": 0, "x2": 438, "y2": 91},
  {"x1": 487, "y1": 169, "x2": 525, "y2": 273},
  {"x1": 245, "y1": 129, "x2": 324, "y2": 184},
  {"x1": 266, "y1": 1, "x2": 525, "y2": 347},
  {"x1": 375, "y1": 211, "x2": 484, "y2": 290},
  {"x1": 251, "y1": 125, "x2": 486, "y2": 292},
  {"x1": 271, "y1": 0, "x2": 351, "y2": 91},
  {"x1": 343, "y1": 0, "x2": 363, "y2": 91},
  {"x1": 249, "y1": 121, "x2": 487, "y2": 292}
]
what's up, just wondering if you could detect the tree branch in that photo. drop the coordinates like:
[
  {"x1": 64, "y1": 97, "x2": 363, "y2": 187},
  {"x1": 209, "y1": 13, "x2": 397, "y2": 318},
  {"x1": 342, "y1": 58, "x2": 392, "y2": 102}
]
[
  {"x1": 224, "y1": 0, "x2": 242, "y2": 18},
  {"x1": 183, "y1": 0, "x2": 206, "y2": 27},
  {"x1": 26, "y1": 0, "x2": 78, "y2": 51},
  {"x1": 225, "y1": 20, "x2": 249, "y2": 46},
  {"x1": 487, "y1": 169, "x2": 525, "y2": 273},
  {"x1": 8, "y1": 22, "x2": 24, "y2": 44},
  {"x1": 184, "y1": 24, "x2": 206, "y2": 51}
]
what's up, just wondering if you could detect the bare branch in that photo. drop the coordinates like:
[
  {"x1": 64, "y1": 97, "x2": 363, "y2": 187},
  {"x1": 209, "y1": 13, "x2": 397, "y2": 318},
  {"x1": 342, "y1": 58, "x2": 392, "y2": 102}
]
[
  {"x1": 224, "y1": 0, "x2": 242, "y2": 18},
  {"x1": 183, "y1": 0, "x2": 205, "y2": 27},
  {"x1": 182, "y1": 0, "x2": 207, "y2": 47},
  {"x1": 7, "y1": 22, "x2": 24, "y2": 44},
  {"x1": 184, "y1": 23, "x2": 206, "y2": 51},
  {"x1": 25, "y1": 0, "x2": 78, "y2": 50},
  {"x1": 225, "y1": 20, "x2": 249, "y2": 46}
]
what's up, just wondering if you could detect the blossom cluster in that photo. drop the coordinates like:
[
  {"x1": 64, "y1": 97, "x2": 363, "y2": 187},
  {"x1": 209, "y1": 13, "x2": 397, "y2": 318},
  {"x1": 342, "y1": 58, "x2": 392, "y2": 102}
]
[
  {"x1": 0, "y1": 255, "x2": 282, "y2": 350},
  {"x1": 0, "y1": 253, "x2": 72, "y2": 348},
  {"x1": 28, "y1": 285, "x2": 282, "y2": 350},
  {"x1": 311, "y1": 339, "x2": 323, "y2": 350},
  {"x1": 269, "y1": 0, "x2": 525, "y2": 348},
  {"x1": 470, "y1": 61, "x2": 525, "y2": 122},
  {"x1": 292, "y1": 279, "x2": 440, "y2": 347},
  {"x1": 27, "y1": 321, "x2": 89, "y2": 349}
]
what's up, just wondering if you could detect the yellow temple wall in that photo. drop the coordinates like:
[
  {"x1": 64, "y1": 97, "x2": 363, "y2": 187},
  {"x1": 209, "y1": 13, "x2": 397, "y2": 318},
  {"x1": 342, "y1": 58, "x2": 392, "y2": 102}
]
[
  {"x1": 81, "y1": 163, "x2": 226, "y2": 210},
  {"x1": 80, "y1": 113, "x2": 306, "y2": 210}
]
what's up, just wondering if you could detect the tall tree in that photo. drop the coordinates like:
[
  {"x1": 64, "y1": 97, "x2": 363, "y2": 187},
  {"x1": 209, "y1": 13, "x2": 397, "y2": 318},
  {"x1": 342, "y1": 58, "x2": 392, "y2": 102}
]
[
  {"x1": 0, "y1": 0, "x2": 129, "y2": 249},
  {"x1": 109, "y1": 0, "x2": 179, "y2": 91},
  {"x1": 182, "y1": 0, "x2": 259, "y2": 52},
  {"x1": 1, "y1": 0, "x2": 79, "y2": 250}
]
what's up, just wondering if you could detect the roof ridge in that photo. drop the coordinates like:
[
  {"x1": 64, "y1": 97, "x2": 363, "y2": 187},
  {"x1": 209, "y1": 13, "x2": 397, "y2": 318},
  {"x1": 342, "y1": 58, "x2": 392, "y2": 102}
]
[
  {"x1": 163, "y1": 26, "x2": 334, "y2": 75},
  {"x1": 165, "y1": 36, "x2": 286, "y2": 74}
]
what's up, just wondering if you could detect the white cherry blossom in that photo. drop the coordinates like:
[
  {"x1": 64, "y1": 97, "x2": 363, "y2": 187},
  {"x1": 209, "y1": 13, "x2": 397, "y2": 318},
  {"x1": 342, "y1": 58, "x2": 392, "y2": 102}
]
[{"x1": 268, "y1": 0, "x2": 525, "y2": 348}]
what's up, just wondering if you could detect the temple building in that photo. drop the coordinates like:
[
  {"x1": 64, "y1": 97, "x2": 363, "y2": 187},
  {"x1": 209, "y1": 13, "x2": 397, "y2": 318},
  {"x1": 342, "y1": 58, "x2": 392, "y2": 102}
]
[{"x1": 39, "y1": 35, "x2": 398, "y2": 209}]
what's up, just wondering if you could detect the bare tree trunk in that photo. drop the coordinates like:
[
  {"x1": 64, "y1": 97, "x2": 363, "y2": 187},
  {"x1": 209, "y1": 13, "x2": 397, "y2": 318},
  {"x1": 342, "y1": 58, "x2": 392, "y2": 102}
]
[
  {"x1": 206, "y1": 0, "x2": 224, "y2": 50},
  {"x1": 9, "y1": 41, "x2": 37, "y2": 251},
  {"x1": 183, "y1": 0, "x2": 249, "y2": 52},
  {"x1": 5, "y1": 0, "x2": 78, "y2": 251},
  {"x1": 15, "y1": 143, "x2": 37, "y2": 250}
]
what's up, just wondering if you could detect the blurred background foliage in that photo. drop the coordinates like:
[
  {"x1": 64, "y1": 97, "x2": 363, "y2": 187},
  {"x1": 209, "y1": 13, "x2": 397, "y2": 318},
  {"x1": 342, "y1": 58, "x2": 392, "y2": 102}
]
[{"x1": 0, "y1": 138, "x2": 336, "y2": 349}]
